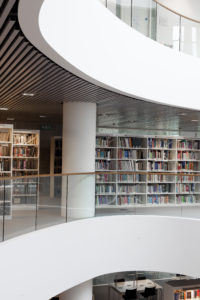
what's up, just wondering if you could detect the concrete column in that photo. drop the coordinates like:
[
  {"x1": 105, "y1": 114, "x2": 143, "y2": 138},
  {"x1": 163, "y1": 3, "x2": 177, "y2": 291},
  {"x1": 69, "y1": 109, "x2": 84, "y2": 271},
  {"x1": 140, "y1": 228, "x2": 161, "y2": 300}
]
[
  {"x1": 62, "y1": 102, "x2": 96, "y2": 221},
  {"x1": 58, "y1": 280, "x2": 93, "y2": 300}
]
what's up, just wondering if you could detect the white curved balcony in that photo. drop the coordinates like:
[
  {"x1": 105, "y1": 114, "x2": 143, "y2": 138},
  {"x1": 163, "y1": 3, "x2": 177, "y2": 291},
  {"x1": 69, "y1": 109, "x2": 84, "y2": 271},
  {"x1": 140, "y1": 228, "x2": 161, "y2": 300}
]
[{"x1": 19, "y1": 0, "x2": 200, "y2": 110}]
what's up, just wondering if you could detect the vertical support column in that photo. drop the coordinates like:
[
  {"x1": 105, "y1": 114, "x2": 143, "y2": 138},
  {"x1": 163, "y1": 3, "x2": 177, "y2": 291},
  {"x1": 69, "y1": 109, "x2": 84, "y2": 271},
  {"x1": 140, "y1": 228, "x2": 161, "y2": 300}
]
[
  {"x1": 62, "y1": 102, "x2": 96, "y2": 221},
  {"x1": 58, "y1": 280, "x2": 93, "y2": 300}
]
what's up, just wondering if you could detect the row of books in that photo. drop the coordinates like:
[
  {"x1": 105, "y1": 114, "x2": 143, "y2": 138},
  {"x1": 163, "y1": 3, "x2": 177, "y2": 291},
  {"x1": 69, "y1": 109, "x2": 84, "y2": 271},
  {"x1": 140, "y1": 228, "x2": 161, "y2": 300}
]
[
  {"x1": 118, "y1": 161, "x2": 144, "y2": 171},
  {"x1": 13, "y1": 184, "x2": 37, "y2": 195},
  {"x1": 117, "y1": 195, "x2": 144, "y2": 205},
  {"x1": 96, "y1": 195, "x2": 116, "y2": 205},
  {"x1": 148, "y1": 138, "x2": 173, "y2": 149},
  {"x1": 96, "y1": 149, "x2": 112, "y2": 159},
  {"x1": 118, "y1": 149, "x2": 144, "y2": 159},
  {"x1": 0, "y1": 132, "x2": 10, "y2": 142},
  {"x1": 176, "y1": 175, "x2": 197, "y2": 182},
  {"x1": 0, "y1": 159, "x2": 10, "y2": 171},
  {"x1": 174, "y1": 289, "x2": 200, "y2": 300},
  {"x1": 0, "y1": 145, "x2": 10, "y2": 157},
  {"x1": 177, "y1": 162, "x2": 195, "y2": 171},
  {"x1": 176, "y1": 183, "x2": 195, "y2": 193},
  {"x1": 148, "y1": 174, "x2": 172, "y2": 182},
  {"x1": 118, "y1": 174, "x2": 144, "y2": 182},
  {"x1": 95, "y1": 161, "x2": 113, "y2": 170},
  {"x1": 96, "y1": 174, "x2": 116, "y2": 183},
  {"x1": 148, "y1": 195, "x2": 169, "y2": 204},
  {"x1": 13, "y1": 134, "x2": 37, "y2": 145},
  {"x1": 118, "y1": 137, "x2": 143, "y2": 148},
  {"x1": 118, "y1": 184, "x2": 144, "y2": 193},
  {"x1": 177, "y1": 151, "x2": 199, "y2": 160},
  {"x1": 176, "y1": 195, "x2": 197, "y2": 204},
  {"x1": 13, "y1": 146, "x2": 38, "y2": 157},
  {"x1": 13, "y1": 159, "x2": 38, "y2": 170},
  {"x1": 148, "y1": 161, "x2": 168, "y2": 171},
  {"x1": 96, "y1": 185, "x2": 115, "y2": 193},
  {"x1": 177, "y1": 140, "x2": 200, "y2": 150},
  {"x1": 148, "y1": 150, "x2": 172, "y2": 160},
  {"x1": 96, "y1": 137, "x2": 115, "y2": 147},
  {"x1": 12, "y1": 171, "x2": 38, "y2": 176},
  {"x1": 148, "y1": 184, "x2": 172, "y2": 193}
]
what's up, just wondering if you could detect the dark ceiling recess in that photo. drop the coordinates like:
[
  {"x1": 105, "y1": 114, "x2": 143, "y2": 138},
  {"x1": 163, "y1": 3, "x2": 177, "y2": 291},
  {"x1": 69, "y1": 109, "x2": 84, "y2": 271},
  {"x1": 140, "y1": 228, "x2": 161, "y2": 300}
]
[{"x1": 0, "y1": 0, "x2": 200, "y2": 131}]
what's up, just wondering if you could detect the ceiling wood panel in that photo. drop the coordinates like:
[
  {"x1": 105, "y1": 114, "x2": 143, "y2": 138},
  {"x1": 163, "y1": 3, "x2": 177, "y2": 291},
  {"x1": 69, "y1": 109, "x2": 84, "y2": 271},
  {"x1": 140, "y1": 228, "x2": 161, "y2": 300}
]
[{"x1": 1, "y1": 0, "x2": 200, "y2": 132}]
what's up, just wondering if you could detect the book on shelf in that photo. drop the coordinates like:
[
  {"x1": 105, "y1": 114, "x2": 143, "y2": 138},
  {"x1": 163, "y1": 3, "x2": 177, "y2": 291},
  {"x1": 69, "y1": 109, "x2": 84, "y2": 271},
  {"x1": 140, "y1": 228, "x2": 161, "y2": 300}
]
[
  {"x1": 96, "y1": 195, "x2": 116, "y2": 205},
  {"x1": 118, "y1": 174, "x2": 143, "y2": 182},
  {"x1": 118, "y1": 184, "x2": 144, "y2": 193},
  {"x1": 96, "y1": 184, "x2": 115, "y2": 194},
  {"x1": 148, "y1": 138, "x2": 173, "y2": 149},
  {"x1": 176, "y1": 195, "x2": 196, "y2": 204},
  {"x1": 13, "y1": 133, "x2": 38, "y2": 145},
  {"x1": 95, "y1": 160, "x2": 113, "y2": 170},
  {"x1": 118, "y1": 160, "x2": 144, "y2": 171},
  {"x1": 117, "y1": 195, "x2": 144, "y2": 205},
  {"x1": 177, "y1": 161, "x2": 195, "y2": 171},
  {"x1": 96, "y1": 149, "x2": 112, "y2": 159},
  {"x1": 148, "y1": 195, "x2": 169, "y2": 204},
  {"x1": 0, "y1": 145, "x2": 10, "y2": 156},
  {"x1": 13, "y1": 159, "x2": 37, "y2": 170},
  {"x1": 96, "y1": 174, "x2": 116, "y2": 183},
  {"x1": 0, "y1": 159, "x2": 10, "y2": 171},
  {"x1": 13, "y1": 146, "x2": 37, "y2": 157},
  {"x1": 177, "y1": 151, "x2": 198, "y2": 160},
  {"x1": 118, "y1": 137, "x2": 143, "y2": 148},
  {"x1": 96, "y1": 137, "x2": 116, "y2": 147},
  {"x1": 176, "y1": 183, "x2": 195, "y2": 193},
  {"x1": 148, "y1": 161, "x2": 168, "y2": 171},
  {"x1": 0, "y1": 132, "x2": 10, "y2": 142},
  {"x1": 177, "y1": 140, "x2": 200, "y2": 150},
  {"x1": 148, "y1": 183, "x2": 171, "y2": 193}
]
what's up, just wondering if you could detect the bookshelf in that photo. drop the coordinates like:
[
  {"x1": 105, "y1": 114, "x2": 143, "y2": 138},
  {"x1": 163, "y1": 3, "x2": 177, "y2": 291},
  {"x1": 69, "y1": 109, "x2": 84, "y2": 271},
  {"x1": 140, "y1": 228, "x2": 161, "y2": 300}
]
[
  {"x1": 12, "y1": 130, "x2": 40, "y2": 208},
  {"x1": 95, "y1": 135, "x2": 200, "y2": 209},
  {"x1": 0, "y1": 125, "x2": 13, "y2": 218},
  {"x1": 50, "y1": 136, "x2": 62, "y2": 198}
]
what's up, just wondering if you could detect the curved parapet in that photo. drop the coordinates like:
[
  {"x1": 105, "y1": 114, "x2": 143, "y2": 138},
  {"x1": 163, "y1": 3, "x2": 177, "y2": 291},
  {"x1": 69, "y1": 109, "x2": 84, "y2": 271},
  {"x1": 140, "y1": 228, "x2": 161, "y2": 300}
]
[
  {"x1": 0, "y1": 215, "x2": 200, "y2": 299},
  {"x1": 18, "y1": 0, "x2": 200, "y2": 110}
]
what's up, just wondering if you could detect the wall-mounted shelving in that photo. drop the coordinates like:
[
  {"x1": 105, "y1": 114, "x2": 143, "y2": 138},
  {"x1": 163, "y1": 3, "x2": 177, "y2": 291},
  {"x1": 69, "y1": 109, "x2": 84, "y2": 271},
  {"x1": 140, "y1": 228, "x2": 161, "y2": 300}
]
[{"x1": 95, "y1": 135, "x2": 200, "y2": 209}]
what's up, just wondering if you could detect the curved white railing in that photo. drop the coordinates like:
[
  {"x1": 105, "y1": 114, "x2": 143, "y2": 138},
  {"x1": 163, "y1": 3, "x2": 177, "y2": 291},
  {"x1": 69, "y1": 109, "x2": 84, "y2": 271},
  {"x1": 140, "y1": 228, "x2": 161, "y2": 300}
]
[
  {"x1": 0, "y1": 215, "x2": 200, "y2": 299},
  {"x1": 18, "y1": 0, "x2": 200, "y2": 110}
]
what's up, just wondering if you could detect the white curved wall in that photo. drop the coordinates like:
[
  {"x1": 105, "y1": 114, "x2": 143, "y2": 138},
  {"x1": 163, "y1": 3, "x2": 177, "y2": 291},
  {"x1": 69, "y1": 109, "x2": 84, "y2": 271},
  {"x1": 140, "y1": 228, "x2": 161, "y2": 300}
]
[
  {"x1": 18, "y1": 0, "x2": 200, "y2": 110},
  {"x1": 1, "y1": 215, "x2": 200, "y2": 300}
]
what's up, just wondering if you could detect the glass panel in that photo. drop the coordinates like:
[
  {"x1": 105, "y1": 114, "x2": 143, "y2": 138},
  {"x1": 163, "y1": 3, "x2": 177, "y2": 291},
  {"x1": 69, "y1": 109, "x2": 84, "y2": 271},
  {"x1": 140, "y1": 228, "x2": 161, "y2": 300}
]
[
  {"x1": 37, "y1": 176, "x2": 66, "y2": 230},
  {"x1": 4, "y1": 177, "x2": 37, "y2": 240},
  {"x1": 181, "y1": 18, "x2": 200, "y2": 57},
  {"x1": 132, "y1": 0, "x2": 156, "y2": 38},
  {"x1": 107, "y1": 0, "x2": 117, "y2": 16},
  {"x1": 156, "y1": 5, "x2": 180, "y2": 50},
  {"x1": 117, "y1": 0, "x2": 131, "y2": 27},
  {"x1": 99, "y1": 0, "x2": 106, "y2": 5}
]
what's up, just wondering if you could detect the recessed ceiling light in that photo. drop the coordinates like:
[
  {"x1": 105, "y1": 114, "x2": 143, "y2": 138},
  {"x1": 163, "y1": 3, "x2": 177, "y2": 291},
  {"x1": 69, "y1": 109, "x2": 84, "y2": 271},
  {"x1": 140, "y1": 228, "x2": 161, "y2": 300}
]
[
  {"x1": 0, "y1": 108, "x2": 8, "y2": 111},
  {"x1": 179, "y1": 113, "x2": 187, "y2": 116},
  {"x1": 22, "y1": 93, "x2": 34, "y2": 97},
  {"x1": 40, "y1": 115, "x2": 46, "y2": 118},
  {"x1": 191, "y1": 119, "x2": 199, "y2": 122},
  {"x1": 7, "y1": 118, "x2": 15, "y2": 121}
]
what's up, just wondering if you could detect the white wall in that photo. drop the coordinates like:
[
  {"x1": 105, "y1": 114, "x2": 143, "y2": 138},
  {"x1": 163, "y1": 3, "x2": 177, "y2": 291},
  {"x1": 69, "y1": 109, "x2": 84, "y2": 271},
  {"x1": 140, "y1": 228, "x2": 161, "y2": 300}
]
[
  {"x1": 1, "y1": 215, "x2": 200, "y2": 300},
  {"x1": 19, "y1": 0, "x2": 200, "y2": 110}
]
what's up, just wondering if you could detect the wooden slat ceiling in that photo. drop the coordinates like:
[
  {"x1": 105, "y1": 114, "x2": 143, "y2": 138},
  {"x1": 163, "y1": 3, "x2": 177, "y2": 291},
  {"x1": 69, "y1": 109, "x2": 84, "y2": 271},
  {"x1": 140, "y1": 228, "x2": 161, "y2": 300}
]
[{"x1": 1, "y1": 0, "x2": 200, "y2": 132}]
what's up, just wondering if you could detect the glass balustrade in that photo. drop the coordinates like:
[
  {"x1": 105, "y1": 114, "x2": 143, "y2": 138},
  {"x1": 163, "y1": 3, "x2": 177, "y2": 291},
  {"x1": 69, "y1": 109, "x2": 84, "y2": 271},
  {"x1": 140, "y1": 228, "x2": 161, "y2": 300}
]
[
  {"x1": 0, "y1": 170, "x2": 200, "y2": 241},
  {"x1": 100, "y1": 0, "x2": 200, "y2": 58}
]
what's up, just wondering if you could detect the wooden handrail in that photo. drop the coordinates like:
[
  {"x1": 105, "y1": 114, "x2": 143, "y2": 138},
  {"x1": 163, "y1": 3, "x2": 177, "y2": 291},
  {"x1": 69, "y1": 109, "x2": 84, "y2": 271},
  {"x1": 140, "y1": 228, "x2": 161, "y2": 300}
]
[
  {"x1": 154, "y1": 0, "x2": 200, "y2": 24},
  {"x1": 1, "y1": 171, "x2": 200, "y2": 181}
]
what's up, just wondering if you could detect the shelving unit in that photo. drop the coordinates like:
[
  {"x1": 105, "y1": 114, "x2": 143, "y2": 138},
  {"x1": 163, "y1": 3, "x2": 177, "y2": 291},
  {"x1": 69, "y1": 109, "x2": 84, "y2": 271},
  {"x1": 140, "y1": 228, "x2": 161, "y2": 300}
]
[
  {"x1": 12, "y1": 130, "x2": 40, "y2": 208},
  {"x1": 0, "y1": 125, "x2": 13, "y2": 218},
  {"x1": 95, "y1": 135, "x2": 200, "y2": 209}
]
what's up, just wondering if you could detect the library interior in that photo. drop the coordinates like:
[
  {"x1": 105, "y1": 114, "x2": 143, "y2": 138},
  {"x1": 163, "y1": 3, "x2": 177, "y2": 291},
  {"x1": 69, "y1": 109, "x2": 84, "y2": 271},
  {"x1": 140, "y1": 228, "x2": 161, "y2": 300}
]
[{"x1": 1, "y1": 0, "x2": 200, "y2": 299}]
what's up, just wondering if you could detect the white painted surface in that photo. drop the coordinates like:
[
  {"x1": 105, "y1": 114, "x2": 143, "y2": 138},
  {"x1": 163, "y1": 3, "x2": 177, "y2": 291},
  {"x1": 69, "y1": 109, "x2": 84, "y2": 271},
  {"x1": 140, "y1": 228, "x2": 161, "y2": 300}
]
[
  {"x1": 158, "y1": 0, "x2": 200, "y2": 22},
  {"x1": 62, "y1": 102, "x2": 96, "y2": 220},
  {"x1": 59, "y1": 280, "x2": 93, "y2": 300},
  {"x1": 1, "y1": 215, "x2": 200, "y2": 300},
  {"x1": 18, "y1": 0, "x2": 200, "y2": 110}
]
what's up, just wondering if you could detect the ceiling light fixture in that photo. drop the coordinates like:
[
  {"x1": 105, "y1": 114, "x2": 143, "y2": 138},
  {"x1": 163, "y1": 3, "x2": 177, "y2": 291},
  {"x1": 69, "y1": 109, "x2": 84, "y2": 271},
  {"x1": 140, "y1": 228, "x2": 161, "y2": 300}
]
[
  {"x1": 40, "y1": 115, "x2": 46, "y2": 118},
  {"x1": 0, "y1": 108, "x2": 8, "y2": 111},
  {"x1": 22, "y1": 93, "x2": 34, "y2": 97},
  {"x1": 179, "y1": 113, "x2": 187, "y2": 116},
  {"x1": 7, "y1": 118, "x2": 15, "y2": 121},
  {"x1": 191, "y1": 120, "x2": 199, "y2": 122}
]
